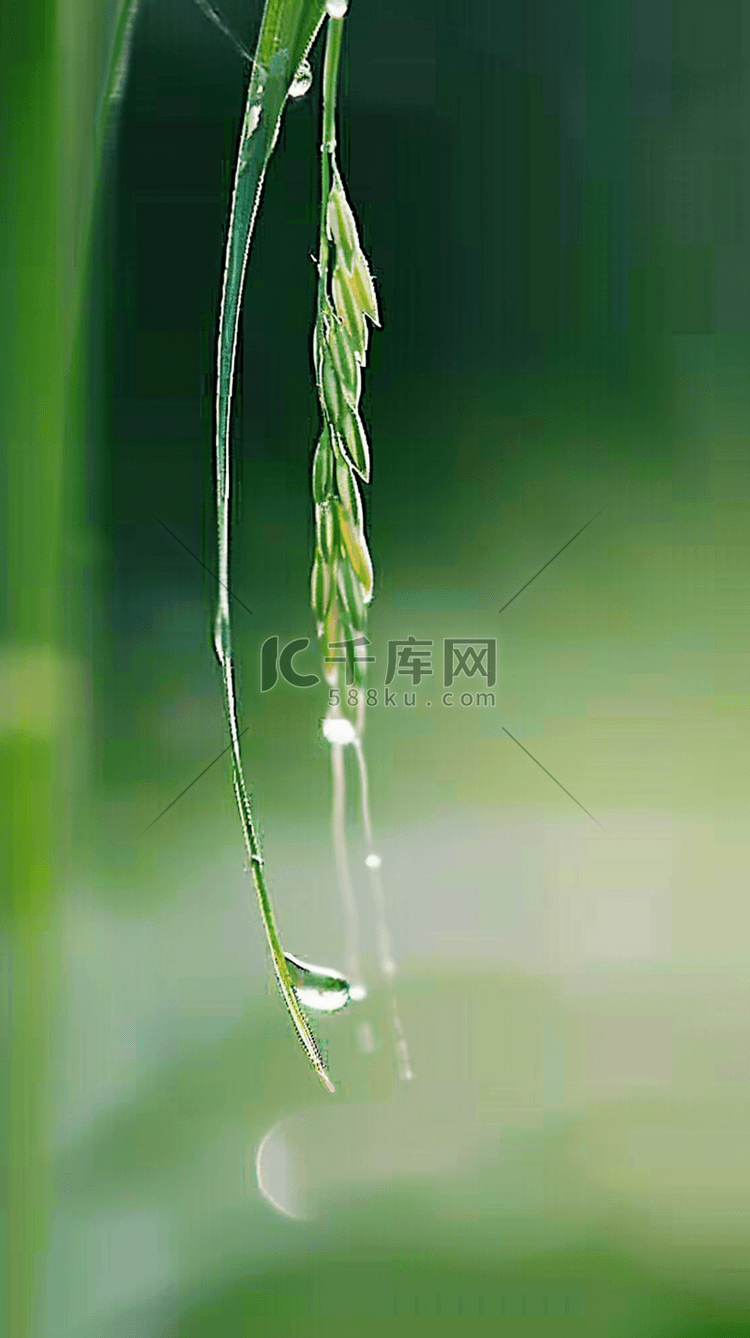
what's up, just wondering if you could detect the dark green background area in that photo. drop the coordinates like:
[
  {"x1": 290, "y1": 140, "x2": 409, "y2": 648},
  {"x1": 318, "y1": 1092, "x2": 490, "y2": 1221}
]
[
  {"x1": 10, "y1": 1, "x2": 750, "y2": 1334},
  {"x1": 96, "y1": 0, "x2": 749, "y2": 886}
]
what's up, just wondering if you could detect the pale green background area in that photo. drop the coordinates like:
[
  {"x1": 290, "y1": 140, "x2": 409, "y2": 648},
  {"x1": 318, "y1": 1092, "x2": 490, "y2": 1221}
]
[{"x1": 28, "y1": 0, "x2": 750, "y2": 1333}]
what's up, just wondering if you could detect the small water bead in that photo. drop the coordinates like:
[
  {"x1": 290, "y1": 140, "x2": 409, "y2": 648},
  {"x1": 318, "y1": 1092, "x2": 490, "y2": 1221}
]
[
  {"x1": 365, "y1": 852, "x2": 381, "y2": 869},
  {"x1": 322, "y1": 714, "x2": 357, "y2": 745},
  {"x1": 349, "y1": 982, "x2": 367, "y2": 1003},
  {"x1": 284, "y1": 952, "x2": 351, "y2": 1014},
  {"x1": 289, "y1": 59, "x2": 313, "y2": 99},
  {"x1": 326, "y1": 0, "x2": 349, "y2": 16},
  {"x1": 213, "y1": 613, "x2": 230, "y2": 665}
]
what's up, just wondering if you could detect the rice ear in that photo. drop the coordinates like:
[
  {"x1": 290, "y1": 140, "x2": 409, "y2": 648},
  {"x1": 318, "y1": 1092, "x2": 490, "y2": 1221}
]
[
  {"x1": 336, "y1": 557, "x2": 365, "y2": 623},
  {"x1": 312, "y1": 425, "x2": 334, "y2": 503},
  {"x1": 338, "y1": 404, "x2": 370, "y2": 482},
  {"x1": 326, "y1": 176, "x2": 357, "y2": 271},
  {"x1": 313, "y1": 157, "x2": 379, "y2": 664},
  {"x1": 332, "y1": 263, "x2": 367, "y2": 361},
  {"x1": 311, "y1": 555, "x2": 332, "y2": 622},
  {"x1": 321, "y1": 345, "x2": 343, "y2": 424},
  {"x1": 349, "y1": 248, "x2": 380, "y2": 327},
  {"x1": 328, "y1": 315, "x2": 360, "y2": 406},
  {"x1": 335, "y1": 456, "x2": 363, "y2": 530},
  {"x1": 337, "y1": 505, "x2": 373, "y2": 603},
  {"x1": 315, "y1": 500, "x2": 337, "y2": 562}
]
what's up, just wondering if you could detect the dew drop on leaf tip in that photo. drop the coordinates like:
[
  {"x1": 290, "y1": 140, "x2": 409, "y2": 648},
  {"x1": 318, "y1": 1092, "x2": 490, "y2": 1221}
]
[
  {"x1": 326, "y1": 0, "x2": 349, "y2": 16},
  {"x1": 284, "y1": 952, "x2": 352, "y2": 1014}
]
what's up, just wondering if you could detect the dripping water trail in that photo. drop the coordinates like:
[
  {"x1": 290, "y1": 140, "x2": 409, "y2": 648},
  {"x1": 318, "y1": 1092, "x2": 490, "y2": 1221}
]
[
  {"x1": 330, "y1": 738, "x2": 365, "y2": 997},
  {"x1": 352, "y1": 721, "x2": 414, "y2": 1082}
]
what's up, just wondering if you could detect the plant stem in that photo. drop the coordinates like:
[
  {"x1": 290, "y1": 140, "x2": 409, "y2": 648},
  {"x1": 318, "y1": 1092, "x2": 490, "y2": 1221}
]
[
  {"x1": 213, "y1": 1, "x2": 334, "y2": 1091},
  {"x1": 1, "y1": 0, "x2": 129, "y2": 1329},
  {"x1": 318, "y1": 16, "x2": 344, "y2": 301},
  {"x1": 62, "y1": 0, "x2": 140, "y2": 390}
]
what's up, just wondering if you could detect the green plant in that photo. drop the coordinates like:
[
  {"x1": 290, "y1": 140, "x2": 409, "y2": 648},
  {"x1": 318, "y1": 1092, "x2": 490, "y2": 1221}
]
[
  {"x1": 212, "y1": 0, "x2": 411, "y2": 1092},
  {"x1": 308, "y1": 18, "x2": 413, "y2": 1079},
  {"x1": 308, "y1": 14, "x2": 378, "y2": 671},
  {"x1": 213, "y1": 0, "x2": 344, "y2": 1093}
]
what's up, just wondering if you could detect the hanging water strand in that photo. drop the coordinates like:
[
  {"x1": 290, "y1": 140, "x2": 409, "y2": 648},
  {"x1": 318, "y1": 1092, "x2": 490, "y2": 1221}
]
[
  {"x1": 329, "y1": 736, "x2": 367, "y2": 999},
  {"x1": 353, "y1": 731, "x2": 414, "y2": 1081},
  {"x1": 352, "y1": 735, "x2": 394, "y2": 975}
]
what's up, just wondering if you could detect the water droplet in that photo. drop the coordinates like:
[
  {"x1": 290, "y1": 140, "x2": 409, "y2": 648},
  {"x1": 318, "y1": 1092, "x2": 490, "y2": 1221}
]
[
  {"x1": 289, "y1": 59, "x2": 313, "y2": 99},
  {"x1": 326, "y1": 0, "x2": 349, "y2": 16},
  {"x1": 349, "y1": 982, "x2": 367, "y2": 1003},
  {"x1": 365, "y1": 852, "x2": 381, "y2": 869},
  {"x1": 284, "y1": 952, "x2": 351, "y2": 1013},
  {"x1": 322, "y1": 714, "x2": 357, "y2": 745},
  {"x1": 213, "y1": 613, "x2": 229, "y2": 665}
]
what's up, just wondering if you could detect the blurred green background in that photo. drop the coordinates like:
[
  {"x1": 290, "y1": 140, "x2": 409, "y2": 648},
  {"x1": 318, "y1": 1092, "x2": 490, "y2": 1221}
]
[{"x1": 4, "y1": 0, "x2": 750, "y2": 1333}]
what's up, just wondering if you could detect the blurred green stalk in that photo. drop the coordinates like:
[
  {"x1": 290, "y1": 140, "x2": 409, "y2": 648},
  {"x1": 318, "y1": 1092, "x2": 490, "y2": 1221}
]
[{"x1": 1, "y1": 4, "x2": 137, "y2": 1333}]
